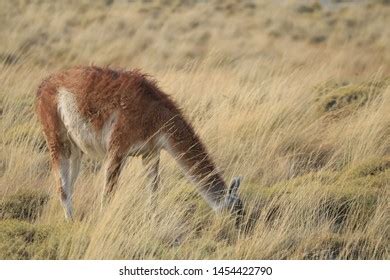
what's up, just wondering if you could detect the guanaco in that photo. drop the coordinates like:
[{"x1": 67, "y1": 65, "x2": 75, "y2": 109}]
[{"x1": 36, "y1": 66, "x2": 243, "y2": 220}]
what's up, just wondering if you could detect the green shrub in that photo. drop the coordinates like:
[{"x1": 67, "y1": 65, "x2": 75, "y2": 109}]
[
  {"x1": 340, "y1": 157, "x2": 390, "y2": 190},
  {"x1": 344, "y1": 172, "x2": 390, "y2": 189},
  {"x1": 302, "y1": 235, "x2": 344, "y2": 259},
  {"x1": 320, "y1": 85, "x2": 375, "y2": 113},
  {"x1": 259, "y1": 168, "x2": 382, "y2": 230},
  {"x1": 0, "y1": 220, "x2": 60, "y2": 259},
  {"x1": 344, "y1": 157, "x2": 390, "y2": 178},
  {"x1": 0, "y1": 190, "x2": 49, "y2": 221},
  {"x1": 313, "y1": 80, "x2": 349, "y2": 98},
  {"x1": 315, "y1": 79, "x2": 389, "y2": 115},
  {"x1": 295, "y1": 2, "x2": 322, "y2": 14},
  {"x1": 300, "y1": 235, "x2": 383, "y2": 260}
]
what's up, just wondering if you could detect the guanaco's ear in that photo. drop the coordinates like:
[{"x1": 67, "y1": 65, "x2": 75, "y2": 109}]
[{"x1": 228, "y1": 176, "x2": 242, "y2": 196}]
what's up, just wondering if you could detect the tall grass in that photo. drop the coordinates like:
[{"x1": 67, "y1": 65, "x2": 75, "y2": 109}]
[{"x1": 0, "y1": 0, "x2": 389, "y2": 259}]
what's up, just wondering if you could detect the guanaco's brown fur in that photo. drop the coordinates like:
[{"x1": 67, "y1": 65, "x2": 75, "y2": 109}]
[{"x1": 36, "y1": 66, "x2": 243, "y2": 220}]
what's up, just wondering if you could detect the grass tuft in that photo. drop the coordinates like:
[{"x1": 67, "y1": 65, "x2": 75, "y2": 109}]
[{"x1": 0, "y1": 190, "x2": 49, "y2": 222}]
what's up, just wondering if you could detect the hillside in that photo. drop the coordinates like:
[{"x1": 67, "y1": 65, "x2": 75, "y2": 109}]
[{"x1": 0, "y1": 0, "x2": 389, "y2": 259}]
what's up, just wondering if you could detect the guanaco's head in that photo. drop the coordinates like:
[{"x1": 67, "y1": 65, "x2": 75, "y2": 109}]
[{"x1": 225, "y1": 176, "x2": 245, "y2": 220}]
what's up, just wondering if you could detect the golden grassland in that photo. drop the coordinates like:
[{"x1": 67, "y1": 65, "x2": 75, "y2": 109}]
[{"x1": 0, "y1": 0, "x2": 389, "y2": 259}]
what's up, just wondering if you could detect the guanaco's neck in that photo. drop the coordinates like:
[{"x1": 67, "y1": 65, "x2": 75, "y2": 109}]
[{"x1": 161, "y1": 115, "x2": 227, "y2": 209}]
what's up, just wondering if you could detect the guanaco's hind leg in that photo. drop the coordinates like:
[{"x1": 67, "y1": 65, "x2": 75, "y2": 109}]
[
  {"x1": 41, "y1": 123, "x2": 82, "y2": 219},
  {"x1": 55, "y1": 142, "x2": 82, "y2": 219},
  {"x1": 142, "y1": 151, "x2": 160, "y2": 209},
  {"x1": 37, "y1": 98, "x2": 82, "y2": 220},
  {"x1": 102, "y1": 152, "x2": 125, "y2": 208}
]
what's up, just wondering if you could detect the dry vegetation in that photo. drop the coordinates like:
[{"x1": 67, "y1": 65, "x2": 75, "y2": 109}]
[{"x1": 0, "y1": 0, "x2": 389, "y2": 259}]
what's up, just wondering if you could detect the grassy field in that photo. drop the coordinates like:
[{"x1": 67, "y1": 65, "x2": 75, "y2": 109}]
[{"x1": 0, "y1": 0, "x2": 389, "y2": 259}]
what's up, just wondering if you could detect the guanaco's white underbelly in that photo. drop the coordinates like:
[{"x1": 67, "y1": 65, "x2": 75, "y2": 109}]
[{"x1": 57, "y1": 88, "x2": 117, "y2": 159}]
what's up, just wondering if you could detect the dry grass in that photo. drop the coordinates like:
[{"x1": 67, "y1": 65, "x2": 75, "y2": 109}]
[{"x1": 0, "y1": 0, "x2": 389, "y2": 259}]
